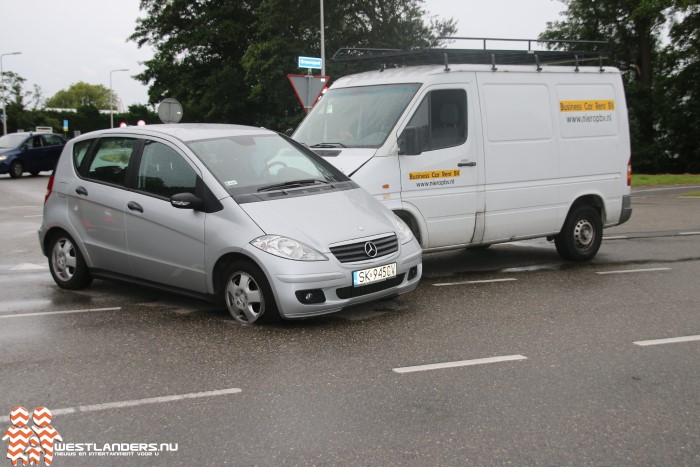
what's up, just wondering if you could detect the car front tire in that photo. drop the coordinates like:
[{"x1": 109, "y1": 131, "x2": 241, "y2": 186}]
[
  {"x1": 221, "y1": 259, "x2": 280, "y2": 325},
  {"x1": 48, "y1": 232, "x2": 93, "y2": 290},
  {"x1": 9, "y1": 160, "x2": 24, "y2": 178}
]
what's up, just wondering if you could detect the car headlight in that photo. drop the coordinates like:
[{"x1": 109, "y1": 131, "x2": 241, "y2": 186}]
[
  {"x1": 395, "y1": 215, "x2": 414, "y2": 244},
  {"x1": 251, "y1": 235, "x2": 328, "y2": 261},
  {"x1": 0, "y1": 155, "x2": 7, "y2": 161}
]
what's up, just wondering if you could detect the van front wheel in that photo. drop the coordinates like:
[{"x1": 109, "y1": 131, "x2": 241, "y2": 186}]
[{"x1": 554, "y1": 205, "x2": 602, "y2": 262}]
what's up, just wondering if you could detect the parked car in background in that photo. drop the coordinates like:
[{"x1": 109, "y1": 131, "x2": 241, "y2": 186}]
[
  {"x1": 39, "y1": 124, "x2": 422, "y2": 324},
  {"x1": 0, "y1": 131, "x2": 66, "y2": 178}
]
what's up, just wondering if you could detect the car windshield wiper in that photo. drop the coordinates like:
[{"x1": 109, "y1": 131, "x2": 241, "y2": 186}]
[
  {"x1": 257, "y1": 179, "x2": 332, "y2": 193},
  {"x1": 309, "y1": 142, "x2": 347, "y2": 148}
]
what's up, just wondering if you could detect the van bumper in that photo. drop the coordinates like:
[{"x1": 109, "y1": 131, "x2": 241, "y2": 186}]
[{"x1": 619, "y1": 194, "x2": 633, "y2": 225}]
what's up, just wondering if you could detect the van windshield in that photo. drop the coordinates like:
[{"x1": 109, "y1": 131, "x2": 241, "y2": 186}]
[{"x1": 293, "y1": 83, "x2": 420, "y2": 149}]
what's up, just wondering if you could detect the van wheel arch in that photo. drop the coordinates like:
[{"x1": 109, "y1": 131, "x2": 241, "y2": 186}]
[
  {"x1": 393, "y1": 210, "x2": 422, "y2": 246},
  {"x1": 555, "y1": 197, "x2": 605, "y2": 261}
]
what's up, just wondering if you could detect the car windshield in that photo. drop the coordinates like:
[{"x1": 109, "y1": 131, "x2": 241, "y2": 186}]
[
  {"x1": 293, "y1": 83, "x2": 421, "y2": 148},
  {"x1": 187, "y1": 133, "x2": 349, "y2": 195},
  {"x1": 0, "y1": 134, "x2": 27, "y2": 149}
]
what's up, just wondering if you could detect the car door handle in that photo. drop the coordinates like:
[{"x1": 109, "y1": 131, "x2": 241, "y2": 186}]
[
  {"x1": 127, "y1": 201, "x2": 143, "y2": 213},
  {"x1": 458, "y1": 161, "x2": 477, "y2": 167},
  {"x1": 75, "y1": 186, "x2": 88, "y2": 196}
]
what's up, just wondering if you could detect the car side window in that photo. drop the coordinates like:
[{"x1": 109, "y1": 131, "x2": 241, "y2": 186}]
[
  {"x1": 43, "y1": 135, "x2": 62, "y2": 146},
  {"x1": 137, "y1": 141, "x2": 197, "y2": 199},
  {"x1": 31, "y1": 136, "x2": 43, "y2": 148},
  {"x1": 86, "y1": 137, "x2": 136, "y2": 187},
  {"x1": 407, "y1": 89, "x2": 468, "y2": 151},
  {"x1": 73, "y1": 140, "x2": 93, "y2": 170}
]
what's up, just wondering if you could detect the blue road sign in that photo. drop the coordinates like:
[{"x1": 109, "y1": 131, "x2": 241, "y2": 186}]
[{"x1": 298, "y1": 56, "x2": 323, "y2": 69}]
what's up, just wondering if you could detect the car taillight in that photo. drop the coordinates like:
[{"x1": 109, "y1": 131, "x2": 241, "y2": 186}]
[
  {"x1": 45, "y1": 174, "x2": 55, "y2": 203},
  {"x1": 627, "y1": 157, "x2": 632, "y2": 186}
]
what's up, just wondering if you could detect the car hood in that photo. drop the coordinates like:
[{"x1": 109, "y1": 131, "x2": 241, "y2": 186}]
[
  {"x1": 310, "y1": 148, "x2": 377, "y2": 176},
  {"x1": 239, "y1": 187, "x2": 396, "y2": 252}
]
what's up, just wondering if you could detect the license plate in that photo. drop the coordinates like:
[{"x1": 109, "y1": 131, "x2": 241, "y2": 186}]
[{"x1": 353, "y1": 263, "x2": 397, "y2": 287}]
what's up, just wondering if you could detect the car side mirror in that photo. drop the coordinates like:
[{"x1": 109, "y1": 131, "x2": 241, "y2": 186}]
[
  {"x1": 398, "y1": 126, "x2": 424, "y2": 156},
  {"x1": 170, "y1": 192, "x2": 204, "y2": 211}
]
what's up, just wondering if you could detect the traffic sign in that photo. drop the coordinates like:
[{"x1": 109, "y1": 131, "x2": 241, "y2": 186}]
[
  {"x1": 288, "y1": 74, "x2": 330, "y2": 113},
  {"x1": 298, "y1": 56, "x2": 323, "y2": 69}
]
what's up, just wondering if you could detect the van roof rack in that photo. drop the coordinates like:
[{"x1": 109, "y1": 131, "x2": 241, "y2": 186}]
[{"x1": 332, "y1": 37, "x2": 610, "y2": 72}]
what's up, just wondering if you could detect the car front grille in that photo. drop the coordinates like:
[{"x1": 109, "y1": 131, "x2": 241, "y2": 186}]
[
  {"x1": 336, "y1": 274, "x2": 405, "y2": 299},
  {"x1": 329, "y1": 234, "x2": 398, "y2": 263}
]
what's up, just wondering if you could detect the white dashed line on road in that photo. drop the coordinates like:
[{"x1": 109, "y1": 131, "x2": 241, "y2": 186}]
[
  {"x1": 595, "y1": 267, "x2": 671, "y2": 275},
  {"x1": 0, "y1": 388, "x2": 243, "y2": 423},
  {"x1": 603, "y1": 235, "x2": 628, "y2": 240},
  {"x1": 393, "y1": 355, "x2": 528, "y2": 374},
  {"x1": 634, "y1": 335, "x2": 700, "y2": 347},
  {"x1": 433, "y1": 278, "x2": 517, "y2": 287},
  {"x1": 0, "y1": 307, "x2": 121, "y2": 319},
  {"x1": 679, "y1": 231, "x2": 700, "y2": 236}
]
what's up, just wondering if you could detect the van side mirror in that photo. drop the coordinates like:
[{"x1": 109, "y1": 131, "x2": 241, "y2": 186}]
[
  {"x1": 171, "y1": 192, "x2": 204, "y2": 211},
  {"x1": 398, "y1": 126, "x2": 424, "y2": 156}
]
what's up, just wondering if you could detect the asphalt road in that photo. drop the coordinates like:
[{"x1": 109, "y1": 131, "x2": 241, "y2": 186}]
[{"x1": 1, "y1": 173, "x2": 698, "y2": 466}]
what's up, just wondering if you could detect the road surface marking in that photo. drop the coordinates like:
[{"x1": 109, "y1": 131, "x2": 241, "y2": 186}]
[
  {"x1": 634, "y1": 185, "x2": 700, "y2": 193},
  {"x1": 10, "y1": 263, "x2": 48, "y2": 271},
  {"x1": 634, "y1": 335, "x2": 700, "y2": 347},
  {"x1": 393, "y1": 355, "x2": 527, "y2": 374},
  {"x1": 595, "y1": 267, "x2": 671, "y2": 275},
  {"x1": 0, "y1": 307, "x2": 121, "y2": 319},
  {"x1": 679, "y1": 231, "x2": 700, "y2": 236},
  {"x1": 23, "y1": 214, "x2": 43, "y2": 218},
  {"x1": 433, "y1": 278, "x2": 516, "y2": 287},
  {"x1": 603, "y1": 235, "x2": 628, "y2": 240},
  {"x1": 0, "y1": 388, "x2": 242, "y2": 423}
]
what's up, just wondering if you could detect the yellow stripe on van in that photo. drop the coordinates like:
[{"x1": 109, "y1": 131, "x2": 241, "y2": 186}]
[
  {"x1": 559, "y1": 100, "x2": 615, "y2": 112},
  {"x1": 409, "y1": 170, "x2": 461, "y2": 180}
]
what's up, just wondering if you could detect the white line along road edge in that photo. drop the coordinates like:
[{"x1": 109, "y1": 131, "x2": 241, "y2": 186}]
[
  {"x1": 393, "y1": 355, "x2": 528, "y2": 374},
  {"x1": 0, "y1": 307, "x2": 122, "y2": 319},
  {"x1": 0, "y1": 388, "x2": 242, "y2": 423},
  {"x1": 634, "y1": 335, "x2": 700, "y2": 347},
  {"x1": 595, "y1": 267, "x2": 671, "y2": 275}
]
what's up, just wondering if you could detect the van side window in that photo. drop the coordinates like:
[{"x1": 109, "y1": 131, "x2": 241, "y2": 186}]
[
  {"x1": 407, "y1": 89, "x2": 467, "y2": 151},
  {"x1": 87, "y1": 138, "x2": 136, "y2": 187},
  {"x1": 137, "y1": 141, "x2": 197, "y2": 199}
]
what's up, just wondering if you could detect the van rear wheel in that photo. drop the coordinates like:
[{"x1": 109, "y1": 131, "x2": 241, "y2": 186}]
[{"x1": 554, "y1": 205, "x2": 602, "y2": 262}]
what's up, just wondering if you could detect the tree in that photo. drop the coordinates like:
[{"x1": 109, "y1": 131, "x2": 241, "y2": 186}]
[
  {"x1": 45, "y1": 82, "x2": 115, "y2": 110},
  {"x1": 130, "y1": 0, "x2": 456, "y2": 130},
  {"x1": 656, "y1": 3, "x2": 700, "y2": 172},
  {"x1": 539, "y1": 0, "x2": 698, "y2": 173}
]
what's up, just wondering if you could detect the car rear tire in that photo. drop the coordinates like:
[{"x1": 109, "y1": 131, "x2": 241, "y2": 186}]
[
  {"x1": 221, "y1": 259, "x2": 280, "y2": 325},
  {"x1": 9, "y1": 160, "x2": 23, "y2": 178},
  {"x1": 48, "y1": 232, "x2": 93, "y2": 290},
  {"x1": 554, "y1": 205, "x2": 603, "y2": 262}
]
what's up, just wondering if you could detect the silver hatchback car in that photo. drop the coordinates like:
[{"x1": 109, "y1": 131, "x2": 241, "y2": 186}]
[{"x1": 39, "y1": 124, "x2": 422, "y2": 324}]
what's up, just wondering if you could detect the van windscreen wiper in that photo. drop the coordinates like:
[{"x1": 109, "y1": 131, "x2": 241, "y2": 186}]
[{"x1": 257, "y1": 179, "x2": 332, "y2": 192}]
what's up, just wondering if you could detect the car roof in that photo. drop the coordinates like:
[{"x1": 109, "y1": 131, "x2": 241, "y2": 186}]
[{"x1": 74, "y1": 123, "x2": 276, "y2": 144}]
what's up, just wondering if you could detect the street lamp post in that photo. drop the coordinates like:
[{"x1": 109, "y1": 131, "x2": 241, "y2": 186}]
[
  {"x1": 320, "y1": 0, "x2": 325, "y2": 76},
  {"x1": 1, "y1": 51, "x2": 22, "y2": 136},
  {"x1": 109, "y1": 68, "x2": 129, "y2": 128}
]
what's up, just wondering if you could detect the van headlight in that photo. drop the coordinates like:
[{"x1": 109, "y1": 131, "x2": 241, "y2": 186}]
[
  {"x1": 251, "y1": 235, "x2": 328, "y2": 261},
  {"x1": 395, "y1": 215, "x2": 414, "y2": 244}
]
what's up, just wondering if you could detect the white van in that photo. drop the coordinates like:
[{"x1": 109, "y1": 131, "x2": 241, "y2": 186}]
[{"x1": 293, "y1": 44, "x2": 632, "y2": 261}]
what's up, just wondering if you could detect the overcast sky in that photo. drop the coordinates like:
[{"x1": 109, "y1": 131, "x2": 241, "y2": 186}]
[{"x1": 1, "y1": 0, "x2": 564, "y2": 109}]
